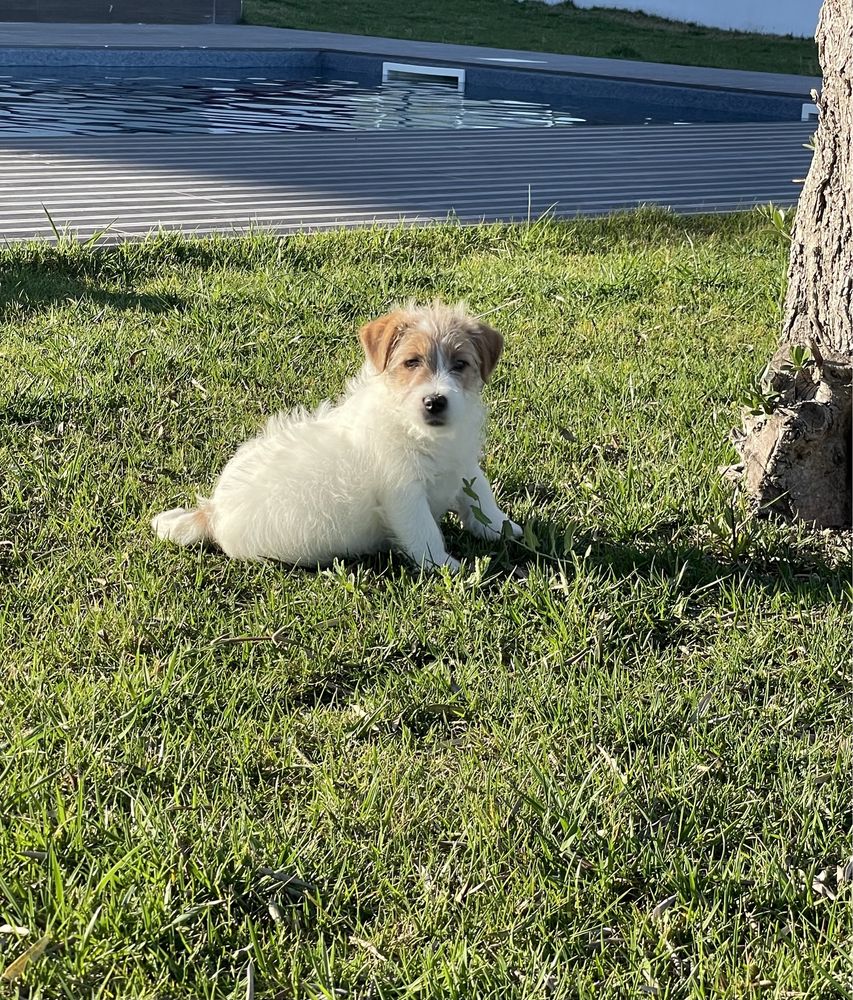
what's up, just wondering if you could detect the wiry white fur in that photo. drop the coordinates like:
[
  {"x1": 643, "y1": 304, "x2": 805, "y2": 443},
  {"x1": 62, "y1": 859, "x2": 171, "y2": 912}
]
[{"x1": 152, "y1": 302, "x2": 520, "y2": 571}]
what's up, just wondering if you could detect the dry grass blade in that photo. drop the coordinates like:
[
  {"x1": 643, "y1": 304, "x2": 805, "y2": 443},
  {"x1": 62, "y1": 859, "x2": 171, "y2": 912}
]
[
  {"x1": 350, "y1": 936, "x2": 387, "y2": 962},
  {"x1": 411, "y1": 702, "x2": 466, "y2": 719},
  {"x1": 597, "y1": 745, "x2": 627, "y2": 786},
  {"x1": 245, "y1": 959, "x2": 255, "y2": 1000},
  {"x1": 650, "y1": 895, "x2": 677, "y2": 919},
  {"x1": 271, "y1": 625, "x2": 311, "y2": 648},
  {"x1": 1, "y1": 933, "x2": 51, "y2": 983},
  {"x1": 694, "y1": 691, "x2": 714, "y2": 719},
  {"x1": 473, "y1": 297, "x2": 522, "y2": 321},
  {"x1": 812, "y1": 869, "x2": 837, "y2": 899},
  {"x1": 212, "y1": 628, "x2": 309, "y2": 649},
  {"x1": 211, "y1": 633, "x2": 271, "y2": 647},
  {"x1": 258, "y1": 868, "x2": 319, "y2": 899}
]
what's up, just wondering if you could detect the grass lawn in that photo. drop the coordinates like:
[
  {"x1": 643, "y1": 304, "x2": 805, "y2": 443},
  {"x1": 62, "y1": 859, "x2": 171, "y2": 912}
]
[
  {"x1": 243, "y1": 0, "x2": 820, "y2": 77},
  {"x1": 1, "y1": 212, "x2": 850, "y2": 998}
]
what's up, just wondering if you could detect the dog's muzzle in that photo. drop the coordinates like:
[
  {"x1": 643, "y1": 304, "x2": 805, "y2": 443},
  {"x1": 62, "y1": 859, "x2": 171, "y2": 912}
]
[{"x1": 422, "y1": 393, "x2": 448, "y2": 426}]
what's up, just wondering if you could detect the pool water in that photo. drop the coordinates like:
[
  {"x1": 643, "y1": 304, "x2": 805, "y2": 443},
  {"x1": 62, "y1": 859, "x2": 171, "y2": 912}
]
[{"x1": 0, "y1": 70, "x2": 790, "y2": 136}]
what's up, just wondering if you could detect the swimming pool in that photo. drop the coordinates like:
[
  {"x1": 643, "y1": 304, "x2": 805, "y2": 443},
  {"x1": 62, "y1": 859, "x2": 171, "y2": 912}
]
[{"x1": 0, "y1": 50, "x2": 804, "y2": 137}]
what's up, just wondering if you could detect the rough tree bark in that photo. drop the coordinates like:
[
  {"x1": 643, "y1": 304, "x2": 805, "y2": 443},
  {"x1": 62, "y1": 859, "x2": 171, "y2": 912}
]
[{"x1": 730, "y1": 0, "x2": 852, "y2": 527}]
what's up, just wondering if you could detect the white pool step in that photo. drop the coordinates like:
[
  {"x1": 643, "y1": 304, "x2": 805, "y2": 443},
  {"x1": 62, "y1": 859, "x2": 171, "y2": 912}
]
[{"x1": 381, "y1": 62, "x2": 466, "y2": 91}]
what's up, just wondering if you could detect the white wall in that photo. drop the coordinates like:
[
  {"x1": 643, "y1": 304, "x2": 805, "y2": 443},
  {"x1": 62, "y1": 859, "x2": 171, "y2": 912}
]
[{"x1": 565, "y1": 0, "x2": 820, "y2": 38}]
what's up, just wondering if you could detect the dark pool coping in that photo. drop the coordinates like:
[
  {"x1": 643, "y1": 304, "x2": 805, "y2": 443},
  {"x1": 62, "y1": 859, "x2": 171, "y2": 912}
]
[{"x1": 0, "y1": 22, "x2": 820, "y2": 98}]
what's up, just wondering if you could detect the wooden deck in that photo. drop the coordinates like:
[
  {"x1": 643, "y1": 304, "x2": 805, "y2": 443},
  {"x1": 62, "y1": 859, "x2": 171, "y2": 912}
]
[{"x1": 0, "y1": 122, "x2": 814, "y2": 243}]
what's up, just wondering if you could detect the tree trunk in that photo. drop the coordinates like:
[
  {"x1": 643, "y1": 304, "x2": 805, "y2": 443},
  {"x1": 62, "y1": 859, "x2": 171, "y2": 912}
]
[{"x1": 730, "y1": 0, "x2": 852, "y2": 528}]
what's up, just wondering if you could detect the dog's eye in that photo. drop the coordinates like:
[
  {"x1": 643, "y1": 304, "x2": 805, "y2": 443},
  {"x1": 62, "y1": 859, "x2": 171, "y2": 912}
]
[
  {"x1": 404, "y1": 358, "x2": 421, "y2": 369},
  {"x1": 451, "y1": 359, "x2": 469, "y2": 372}
]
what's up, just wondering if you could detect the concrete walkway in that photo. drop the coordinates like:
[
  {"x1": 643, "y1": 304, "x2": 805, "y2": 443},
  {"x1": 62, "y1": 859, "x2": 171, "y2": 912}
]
[{"x1": 0, "y1": 24, "x2": 818, "y2": 243}]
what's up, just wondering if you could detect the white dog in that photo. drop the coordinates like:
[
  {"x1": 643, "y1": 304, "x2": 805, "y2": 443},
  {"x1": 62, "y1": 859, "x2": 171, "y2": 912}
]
[{"x1": 152, "y1": 301, "x2": 520, "y2": 571}]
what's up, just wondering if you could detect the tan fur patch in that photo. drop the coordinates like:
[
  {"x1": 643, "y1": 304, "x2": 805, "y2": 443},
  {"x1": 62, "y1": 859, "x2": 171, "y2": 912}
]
[
  {"x1": 388, "y1": 325, "x2": 503, "y2": 390},
  {"x1": 385, "y1": 328, "x2": 441, "y2": 390},
  {"x1": 467, "y1": 322, "x2": 503, "y2": 382},
  {"x1": 359, "y1": 310, "x2": 409, "y2": 371},
  {"x1": 360, "y1": 303, "x2": 504, "y2": 387}
]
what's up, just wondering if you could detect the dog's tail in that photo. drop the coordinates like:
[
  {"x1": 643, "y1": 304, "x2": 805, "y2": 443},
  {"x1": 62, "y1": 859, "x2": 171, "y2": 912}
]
[{"x1": 152, "y1": 499, "x2": 214, "y2": 548}]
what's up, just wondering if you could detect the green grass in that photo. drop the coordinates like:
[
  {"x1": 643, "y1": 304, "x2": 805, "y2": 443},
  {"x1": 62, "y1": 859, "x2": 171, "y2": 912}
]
[
  {"x1": 1, "y1": 212, "x2": 850, "y2": 999},
  {"x1": 244, "y1": 0, "x2": 820, "y2": 76}
]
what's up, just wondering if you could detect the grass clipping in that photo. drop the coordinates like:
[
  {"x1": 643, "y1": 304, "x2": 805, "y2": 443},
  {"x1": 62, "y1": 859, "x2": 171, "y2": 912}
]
[{"x1": 2, "y1": 934, "x2": 51, "y2": 983}]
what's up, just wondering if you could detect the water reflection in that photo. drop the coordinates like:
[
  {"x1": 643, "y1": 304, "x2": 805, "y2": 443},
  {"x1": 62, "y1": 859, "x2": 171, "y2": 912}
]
[{"x1": 0, "y1": 72, "x2": 674, "y2": 137}]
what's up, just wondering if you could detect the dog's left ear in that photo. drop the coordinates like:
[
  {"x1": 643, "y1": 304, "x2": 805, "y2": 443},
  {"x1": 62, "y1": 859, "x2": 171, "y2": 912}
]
[
  {"x1": 471, "y1": 322, "x2": 504, "y2": 382},
  {"x1": 359, "y1": 310, "x2": 408, "y2": 372}
]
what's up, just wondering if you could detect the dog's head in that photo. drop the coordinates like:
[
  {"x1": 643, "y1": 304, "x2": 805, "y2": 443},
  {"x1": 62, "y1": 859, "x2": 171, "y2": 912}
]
[{"x1": 358, "y1": 301, "x2": 503, "y2": 431}]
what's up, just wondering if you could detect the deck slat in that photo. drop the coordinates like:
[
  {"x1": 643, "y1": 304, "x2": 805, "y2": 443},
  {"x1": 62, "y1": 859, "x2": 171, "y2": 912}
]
[{"x1": 0, "y1": 123, "x2": 814, "y2": 242}]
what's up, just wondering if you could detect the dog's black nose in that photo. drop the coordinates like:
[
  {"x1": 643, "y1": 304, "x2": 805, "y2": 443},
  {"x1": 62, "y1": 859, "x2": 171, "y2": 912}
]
[{"x1": 423, "y1": 394, "x2": 448, "y2": 415}]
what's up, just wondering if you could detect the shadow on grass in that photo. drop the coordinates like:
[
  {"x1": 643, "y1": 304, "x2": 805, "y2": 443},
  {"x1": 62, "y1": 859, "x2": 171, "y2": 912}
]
[
  {"x1": 159, "y1": 510, "x2": 848, "y2": 608},
  {"x1": 497, "y1": 517, "x2": 849, "y2": 601},
  {"x1": 125, "y1": 505, "x2": 849, "y2": 712},
  {"x1": 0, "y1": 252, "x2": 183, "y2": 320},
  {"x1": 433, "y1": 492, "x2": 847, "y2": 601}
]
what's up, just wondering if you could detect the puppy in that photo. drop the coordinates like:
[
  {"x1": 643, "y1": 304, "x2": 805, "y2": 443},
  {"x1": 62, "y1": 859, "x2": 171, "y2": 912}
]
[{"x1": 152, "y1": 301, "x2": 521, "y2": 571}]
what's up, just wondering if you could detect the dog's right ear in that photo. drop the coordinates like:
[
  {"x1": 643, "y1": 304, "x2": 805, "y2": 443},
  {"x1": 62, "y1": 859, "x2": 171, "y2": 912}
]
[
  {"x1": 471, "y1": 321, "x2": 504, "y2": 382},
  {"x1": 358, "y1": 310, "x2": 408, "y2": 372}
]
